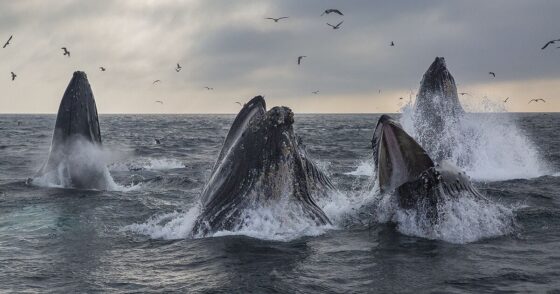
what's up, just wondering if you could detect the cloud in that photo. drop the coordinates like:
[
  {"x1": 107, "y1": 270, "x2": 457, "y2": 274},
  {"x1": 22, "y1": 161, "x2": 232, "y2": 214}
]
[{"x1": 0, "y1": 0, "x2": 558, "y2": 113}]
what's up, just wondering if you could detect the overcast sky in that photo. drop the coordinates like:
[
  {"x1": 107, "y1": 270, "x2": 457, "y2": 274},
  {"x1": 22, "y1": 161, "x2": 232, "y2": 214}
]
[{"x1": 0, "y1": 0, "x2": 559, "y2": 113}]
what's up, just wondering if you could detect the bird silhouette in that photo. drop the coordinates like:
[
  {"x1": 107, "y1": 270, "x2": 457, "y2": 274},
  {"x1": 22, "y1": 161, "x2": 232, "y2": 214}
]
[
  {"x1": 10, "y1": 72, "x2": 16, "y2": 81},
  {"x1": 235, "y1": 102, "x2": 243, "y2": 106},
  {"x1": 204, "y1": 86, "x2": 214, "y2": 90},
  {"x1": 155, "y1": 139, "x2": 161, "y2": 145},
  {"x1": 489, "y1": 72, "x2": 496, "y2": 78},
  {"x1": 3, "y1": 35, "x2": 13, "y2": 48},
  {"x1": 321, "y1": 9, "x2": 343, "y2": 16},
  {"x1": 153, "y1": 80, "x2": 161, "y2": 84},
  {"x1": 327, "y1": 21, "x2": 343, "y2": 30},
  {"x1": 265, "y1": 17, "x2": 288, "y2": 22},
  {"x1": 61, "y1": 47, "x2": 70, "y2": 57},
  {"x1": 155, "y1": 100, "x2": 164, "y2": 104},
  {"x1": 503, "y1": 97, "x2": 509, "y2": 103},
  {"x1": 528, "y1": 98, "x2": 546, "y2": 103},
  {"x1": 390, "y1": 41, "x2": 395, "y2": 46},
  {"x1": 297, "y1": 55, "x2": 306, "y2": 65},
  {"x1": 176, "y1": 63, "x2": 182, "y2": 72},
  {"x1": 312, "y1": 91, "x2": 319, "y2": 94},
  {"x1": 99, "y1": 67, "x2": 106, "y2": 71},
  {"x1": 459, "y1": 92, "x2": 471, "y2": 96},
  {"x1": 541, "y1": 39, "x2": 560, "y2": 50}
]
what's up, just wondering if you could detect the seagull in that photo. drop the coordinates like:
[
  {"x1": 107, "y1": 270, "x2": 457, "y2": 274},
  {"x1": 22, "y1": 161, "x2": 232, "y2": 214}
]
[
  {"x1": 312, "y1": 91, "x2": 319, "y2": 94},
  {"x1": 204, "y1": 86, "x2": 213, "y2": 90},
  {"x1": 489, "y1": 72, "x2": 496, "y2": 78},
  {"x1": 155, "y1": 100, "x2": 164, "y2": 104},
  {"x1": 3, "y1": 35, "x2": 13, "y2": 48},
  {"x1": 176, "y1": 63, "x2": 182, "y2": 72},
  {"x1": 10, "y1": 72, "x2": 16, "y2": 81},
  {"x1": 503, "y1": 97, "x2": 509, "y2": 103},
  {"x1": 99, "y1": 67, "x2": 106, "y2": 71},
  {"x1": 297, "y1": 55, "x2": 306, "y2": 65},
  {"x1": 390, "y1": 41, "x2": 395, "y2": 47},
  {"x1": 459, "y1": 92, "x2": 471, "y2": 96},
  {"x1": 153, "y1": 80, "x2": 161, "y2": 84},
  {"x1": 61, "y1": 47, "x2": 70, "y2": 57},
  {"x1": 541, "y1": 39, "x2": 560, "y2": 50},
  {"x1": 327, "y1": 21, "x2": 343, "y2": 30},
  {"x1": 321, "y1": 9, "x2": 343, "y2": 16},
  {"x1": 155, "y1": 139, "x2": 161, "y2": 145},
  {"x1": 265, "y1": 17, "x2": 288, "y2": 22},
  {"x1": 528, "y1": 98, "x2": 546, "y2": 104}
]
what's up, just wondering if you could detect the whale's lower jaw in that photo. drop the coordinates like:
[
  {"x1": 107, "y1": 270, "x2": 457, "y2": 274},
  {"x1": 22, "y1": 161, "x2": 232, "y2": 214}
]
[{"x1": 395, "y1": 162, "x2": 487, "y2": 221}]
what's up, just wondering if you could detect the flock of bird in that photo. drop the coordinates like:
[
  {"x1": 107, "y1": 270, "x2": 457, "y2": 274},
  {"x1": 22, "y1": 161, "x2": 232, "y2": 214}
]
[{"x1": 2, "y1": 10, "x2": 558, "y2": 107}]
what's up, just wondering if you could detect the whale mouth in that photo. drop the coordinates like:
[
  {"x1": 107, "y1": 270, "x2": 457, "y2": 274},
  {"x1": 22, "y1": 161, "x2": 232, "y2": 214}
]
[{"x1": 372, "y1": 115, "x2": 434, "y2": 193}]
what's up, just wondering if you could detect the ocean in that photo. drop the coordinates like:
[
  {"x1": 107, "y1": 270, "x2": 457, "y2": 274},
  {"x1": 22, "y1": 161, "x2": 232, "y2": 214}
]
[{"x1": 0, "y1": 112, "x2": 559, "y2": 293}]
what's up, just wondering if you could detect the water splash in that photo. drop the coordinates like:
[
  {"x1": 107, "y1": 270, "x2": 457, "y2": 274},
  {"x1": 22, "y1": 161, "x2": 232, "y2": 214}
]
[
  {"x1": 365, "y1": 186, "x2": 515, "y2": 244},
  {"x1": 344, "y1": 160, "x2": 374, "y2": 176},
  {"x1": 32, "y1": 139, "x2": 131, "y2": 191},
  {"x1": 400, "y1": 98, "x2": 551, "y2": 181},
  {"x1": 123, "y1": 207, "x2": 201, "y2": 240}
]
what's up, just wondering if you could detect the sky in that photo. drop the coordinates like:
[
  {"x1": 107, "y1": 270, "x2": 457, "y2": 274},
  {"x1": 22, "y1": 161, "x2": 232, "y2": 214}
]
[{"x1": 0, "y1": 0, "x2": 559, "y2": 114}]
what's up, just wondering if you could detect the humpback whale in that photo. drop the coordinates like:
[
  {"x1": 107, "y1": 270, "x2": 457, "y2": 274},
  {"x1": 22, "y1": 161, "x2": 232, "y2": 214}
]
[
  {"x1": 35, "y1": 71, "x2": 110, "y2": 189},
  {"x1": 372, "y1": 114, "x2": 487, "y2": 220},
  {"x1": 412, "y1": 57, "x2": 465, "y2": 162},
  {"x1": 192, "y1": 96, "x2": 333, "y2": 236}
]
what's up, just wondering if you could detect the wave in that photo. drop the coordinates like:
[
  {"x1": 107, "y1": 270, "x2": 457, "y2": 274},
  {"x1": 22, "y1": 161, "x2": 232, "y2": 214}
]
[{"x1": 109, "y1": 158, "x2": 185, "y2": 172}]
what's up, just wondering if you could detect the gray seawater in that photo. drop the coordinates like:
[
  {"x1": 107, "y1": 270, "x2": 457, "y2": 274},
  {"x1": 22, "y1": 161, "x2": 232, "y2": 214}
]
[{"x1": 0, "y1": 113, "x2": 559, "y2": 293}]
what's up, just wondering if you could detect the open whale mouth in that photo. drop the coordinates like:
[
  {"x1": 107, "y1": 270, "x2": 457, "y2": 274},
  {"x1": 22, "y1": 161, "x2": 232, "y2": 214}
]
[
  {"x1": 372, "y1": 115, "x2": 434, "y2": 193},
  {"x1": 193, "y1": 96, "x2": 332, "y2": 236}
]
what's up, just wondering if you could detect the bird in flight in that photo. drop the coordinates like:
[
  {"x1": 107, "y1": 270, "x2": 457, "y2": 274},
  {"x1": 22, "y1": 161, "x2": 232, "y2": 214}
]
[
  {"x1": 204, "y1": 86, "x2": 214, "y2": 90},
  {"x1": 327, "y1": 21, "x2": 343, "y2": 30},
  {"x1": 297, "y1": 55, "x2": 306, "y2": 65},
  {"x1": 10, "y1": 72, "x2": 16, "y2": 81},
  {"x1": 312, "y1": 91, "x2": 319, "y2": 94},
  {"x1": 541, "y1": 39, "x2": 560, "y2": 50},
  {"x1": 459, "y1": 92, "x2": 471, "y2": 96},
  {"x1": 489, "y1": 72, "x2": 496, "y2": 78},
  {"x1": 3, "y1": 35, "x2": 13, "y2": 48},
  {"x1": 176, "y1": 63, "x2": 182, "y2": 72},
  {"x1": 503, "y1": 97, "x2": 509, "y2": 103},
  {"x1": 265, "y1": 17, "x2": 288, "y2": 22},
  {"x1": 153, "y1": 80, "x2": 161, "y2": 84},
  {"x1": 528, "y1": 98, "x2": 546, "y2": 104},
  {"x1": 155, "y1": 100, "x2": 164, "y2": 104},
  {"x1": 390, "y1": 41, "x2": 395, "y2": 47},
  {"x1": 321, "y1": 9, "x2": 343, "y2": 16},
  {"x1": 61, "y1": 47, "x2": 70, "y2": 57},
  {"x1": 99, "y1": 67, "x2": 106, "y2": 71},
  {"x1": 235, "y1": 102, "x2": 243, "y2": 106}
]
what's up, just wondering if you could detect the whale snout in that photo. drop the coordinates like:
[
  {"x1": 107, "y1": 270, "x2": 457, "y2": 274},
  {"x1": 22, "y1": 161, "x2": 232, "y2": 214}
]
[{"x1": 267, "y1": 106, "x2": 294, "y2": 127}]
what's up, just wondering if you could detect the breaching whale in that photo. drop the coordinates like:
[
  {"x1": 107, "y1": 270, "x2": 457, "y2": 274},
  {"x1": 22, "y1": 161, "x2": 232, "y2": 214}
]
[
  {"x1": 35, "y1": 71, "x2": 110, "y2": 189},
  {"x1": 412, "y1": 57, "x2": 465, "y2": 162},
  {"x1": 372, "y1": 114, "x2": 487, "y2": 220},
  {"x1": 192, "y1": 96, "x2": 333, "y2": 235}
]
